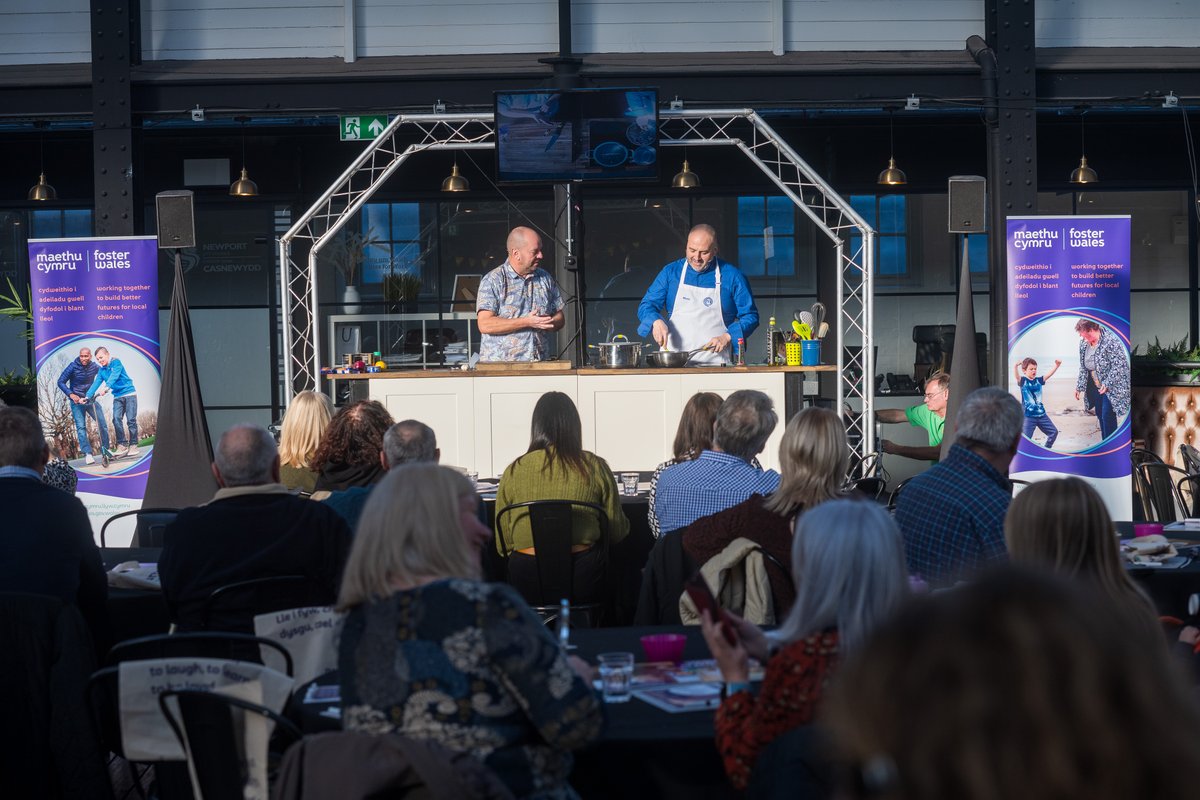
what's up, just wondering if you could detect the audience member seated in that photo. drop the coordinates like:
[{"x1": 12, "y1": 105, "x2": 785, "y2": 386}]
[
  {"x1": 648, "y1": 392, "x2": 722, "y2": 538},
  {"x1": 311, "y1": 400, "x2": 394, "y2": 493},
  {"x1": 638, "y1": 406, "x2": 848, "y2": 625},
  {"x1": 699, "y1": 499, "x2": 909, "y2": 790},
  {"x1": 825, "y1": 567, "x2": 1200, "y2": 800},
  {"x1": 323, "y1": 419, "x2": 440, "y2": 530},
  {"x1": 159, "y1": 424, "x2": 352, "y2": 632},
  {"x1": 0, "y1": 406, "x2": 109, "y2": 655},
  {"x1": 653, "y1": 390, "x2": 781, "y2": 535},
  {"x1": 277, "y1": 389, "x2": 333, "y2": 493},
  {"x1": 43, "y1": 436, "x2": 78, "y2": 494},
  {"x1": 1006, "y1": 477, "x2": 1162, "y2": 643},
  {"x1": 338, "y1": 463, "x2": 603, "y2": 800},
  {"x1": 495, "y1": 392, "x2": 630, "y2": 604},
  {"x1": 894, "y1": 387, "x2": 1021, "y2": 588}
]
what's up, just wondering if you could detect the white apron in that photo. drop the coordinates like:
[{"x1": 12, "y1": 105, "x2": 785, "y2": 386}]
[{"x1": 667, "y1": 261, "x2": 729, "y2": 365}]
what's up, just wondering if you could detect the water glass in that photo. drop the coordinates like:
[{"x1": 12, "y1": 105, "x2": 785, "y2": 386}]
[
  {"x1": 597, "y1": 652, "x2": 634, "y2": 703},
  {"x1": 620, "y1": 472, "x2": 640, "y2": 496}
]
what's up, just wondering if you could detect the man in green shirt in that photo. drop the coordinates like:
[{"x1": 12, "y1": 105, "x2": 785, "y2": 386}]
[{"x1": 876, "y1": 372, "x2": 949, "y2": 462}]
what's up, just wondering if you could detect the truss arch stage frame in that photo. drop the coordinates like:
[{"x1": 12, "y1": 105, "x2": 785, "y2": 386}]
[{"x1": 279, "y1": 109, "x2": 876, "y2": 456}]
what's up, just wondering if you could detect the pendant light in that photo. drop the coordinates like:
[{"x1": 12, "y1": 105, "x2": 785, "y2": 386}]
[
  {"x1": 877, "y1": 110, "x2": 907, "y2": 186},
  {"x1": 1069, "y1": 108, "x2": 1099, "y2": 184},
  {"x1": 28, "y1": 121, "x2": 56, "y2": 202},
  {"x1": 229, "y1": 117, "x2": 259, "y2": 197},
  {"x1": 441, "y1": 156, "x2": 470, "y2": 192},
  {"x1": 671, "y1": 158, "x2": 700, "y2": 189}
]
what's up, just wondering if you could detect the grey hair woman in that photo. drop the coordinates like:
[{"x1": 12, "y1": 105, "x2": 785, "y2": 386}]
[
  {"x1": 337, "y1": 463, "x2": 603, "y2": 799},
  {"x1": 698, "y1": 498, "x2": 909, "y2": 789}
]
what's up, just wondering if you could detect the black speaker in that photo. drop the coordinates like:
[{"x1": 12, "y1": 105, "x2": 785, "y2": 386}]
[
  {"x1": 948, "y1": 175, "x2": 986, "y2": 233},
  {"x1": 156, "y1": 190, "x2": 195, "y2": 249}
]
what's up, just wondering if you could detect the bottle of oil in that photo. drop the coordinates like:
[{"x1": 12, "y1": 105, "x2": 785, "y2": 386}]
[{"x1": 766, "y1": 317, "x2": 778, "y2": 365}]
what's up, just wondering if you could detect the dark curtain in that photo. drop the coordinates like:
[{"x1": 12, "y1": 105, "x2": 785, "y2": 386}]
[{"x1": 143, "y1": 249, "x2": 217, "y2": 506}]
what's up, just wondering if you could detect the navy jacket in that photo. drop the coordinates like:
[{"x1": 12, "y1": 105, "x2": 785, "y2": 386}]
[{"x1": 57, "y1": 357, "x2": 99, "y2": 398}]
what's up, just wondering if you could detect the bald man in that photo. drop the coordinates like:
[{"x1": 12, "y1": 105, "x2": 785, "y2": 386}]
[
  {"x1": 476, "y1": 226, "x2": 565, "y2": 362},
  {"x1": 637, "y1": 224, "x2": 759, "y2": 365}
]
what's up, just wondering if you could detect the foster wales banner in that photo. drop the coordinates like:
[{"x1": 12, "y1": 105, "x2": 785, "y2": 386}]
[
  {"x1": 29, "y1": 236, "x2": 161, "y2": 540},
  {"x1": 1006, "y1": 216, "x2": 1131, "y2": 518}
]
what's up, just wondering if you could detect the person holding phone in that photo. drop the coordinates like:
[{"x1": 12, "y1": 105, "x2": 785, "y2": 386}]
[{"x1": 697, "y1": 499, "x2": 909, "y2": 790}]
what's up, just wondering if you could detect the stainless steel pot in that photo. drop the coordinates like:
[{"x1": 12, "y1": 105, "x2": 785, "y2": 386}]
[{"x1": 589, "y1": 335, "x2": 642, "y2": 368}]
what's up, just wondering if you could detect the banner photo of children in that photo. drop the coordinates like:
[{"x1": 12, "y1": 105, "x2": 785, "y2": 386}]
[
  {"x1": 29, "y1": 235, "x2": 161, "y2": 540},
  {"x1": 1006, "y1": 216, "x2": 1131, "y2": 519}
]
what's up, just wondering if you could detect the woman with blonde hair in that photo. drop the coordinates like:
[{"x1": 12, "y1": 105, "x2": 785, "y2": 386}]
[
  {"x1": 277, "y1": 390, "x2": 332, "y2": 492},
  {"x1": 1005, "y1": 476, "x2": 1159, "y2": 638},
  {"x1": 338, "y1": 463, "x2": 602, "y2": 800}
]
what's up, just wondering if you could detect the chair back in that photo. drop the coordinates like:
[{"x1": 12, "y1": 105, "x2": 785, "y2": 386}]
[
  {"x1": 1180, "y1": 443, "x2": 1200, "y2": 476},
  {"x1": 106, "y1": 632, "x2": 295, "y2": 676},
  {"x1": 496, "y1": 500, "x2": 610, "y2": 624},
  {"x1": 158, "y1": 689, "x2": 302, "y2": 800},
  {"x1": 1176, "y1": 473, "x2": 1200, "y2": 518},
  {"x1": 100, "y1": 507, "x2": 179, "y2": 548},
  {"x1": 253, "y1": 606, "x2": 343, "y2": 685},
  {"x1": 1133, "y1": 461, "x2": 1188, "y2": 522},
  {"x1": 886, "y1": 476, "x2": 914, "y2": 513},
  {"x1": 200, "y1": 574, "x2": 331, "y2": 634}
]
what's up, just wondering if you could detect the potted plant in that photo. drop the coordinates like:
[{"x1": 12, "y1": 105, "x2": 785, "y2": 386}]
[
  {"x1": 326, "y1": 229, "x2": 378, "y2": 314},
  {"x1": 0, "y1": 367, "x2": 37, "y2": 409},
  {"x1": 382, "y1": 269, "x2": 422, "y2": 314},
  {"x1": 1131, "y1": 337, "x2": 1200, "y2": 386}
]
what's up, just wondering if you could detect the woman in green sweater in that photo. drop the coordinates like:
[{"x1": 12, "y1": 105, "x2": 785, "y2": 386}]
[{"x1": 496, "y1": 391, "x2": 630, "y2": 604}]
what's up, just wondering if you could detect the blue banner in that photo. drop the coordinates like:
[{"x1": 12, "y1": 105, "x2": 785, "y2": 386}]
[
  {"x1": 1006, "y1": 216, "x2": 1132, "y2": 518},
  {"x1": 29, "y1": 236, "x2": 161, "y2": 540}
]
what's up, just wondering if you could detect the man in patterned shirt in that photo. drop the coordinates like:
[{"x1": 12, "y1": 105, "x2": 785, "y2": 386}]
[
  {"x1": 894, "y1": 387, "x2": 1021, "y2": 588},
  {"x1": 653, "y1": 390, "x2": 781, "y2": 534},
  {"x1": 476, "y1": 226, "x2": 565, "y2": 362}
]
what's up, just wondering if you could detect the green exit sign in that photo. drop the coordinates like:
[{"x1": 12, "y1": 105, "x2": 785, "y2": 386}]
[{"x1": 340, "y1": 115, "x2": 388, "y2": 141}]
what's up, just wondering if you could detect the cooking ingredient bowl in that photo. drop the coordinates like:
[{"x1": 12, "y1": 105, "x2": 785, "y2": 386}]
[{"x1": 640, "y1": 633, "x2": 687, "y2": 665}]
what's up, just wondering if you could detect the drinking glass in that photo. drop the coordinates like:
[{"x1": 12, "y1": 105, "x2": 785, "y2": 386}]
[
  {"x1": 597, "y1": 652, "x2": 634, "y2": 703},
  {"x1": 620, "y1": 472, "x2": 640, "y2": 496}
]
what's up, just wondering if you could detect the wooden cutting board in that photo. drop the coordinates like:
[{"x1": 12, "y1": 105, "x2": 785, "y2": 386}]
[{"x1": 475, "y1": 360, "x2": 573, "y2": 371}]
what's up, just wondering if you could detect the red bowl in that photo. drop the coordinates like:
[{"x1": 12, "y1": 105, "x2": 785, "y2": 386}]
[{"x1": 640, "y1": 633, "x2": 687, "y2": 665}]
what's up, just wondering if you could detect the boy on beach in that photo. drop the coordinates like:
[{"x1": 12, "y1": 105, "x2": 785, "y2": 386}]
[{"x1": 1015, "y1": 357, "x2": 1061, "y2": 448}]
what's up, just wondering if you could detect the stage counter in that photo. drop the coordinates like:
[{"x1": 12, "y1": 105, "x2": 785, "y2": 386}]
[{"x1": 324, "y1": 365, "x2": 834, "y2": 478}]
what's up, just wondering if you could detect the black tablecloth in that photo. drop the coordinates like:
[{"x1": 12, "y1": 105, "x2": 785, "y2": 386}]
[
  {"x1": 102, "y1": 547, "x2": 171, "y2": 644},
  {"x1": 292, "y1": 625, "x2": 735, "y2": 799}
]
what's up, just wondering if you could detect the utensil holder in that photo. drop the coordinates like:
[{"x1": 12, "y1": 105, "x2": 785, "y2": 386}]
[
  {"x1": 785, "y1": 342, "x2": 802, "y2": 366},
  {"x1": 801, "y1": 340, "x2": 821, "y2": 366}
]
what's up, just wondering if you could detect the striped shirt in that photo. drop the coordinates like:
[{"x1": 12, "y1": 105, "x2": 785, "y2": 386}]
[
  {"x1": 894, "y1": 443, "x2": 1010, "y2": 588},
  {"x1": 653, "y1": 450, "x2": 780, "y2": 535}
]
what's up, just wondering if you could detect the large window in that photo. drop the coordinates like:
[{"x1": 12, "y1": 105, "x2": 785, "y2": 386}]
[
  {"x1": 361, "y1": 202, "x2": 423, "y2": 287},
  {"x1": 736, "y1": 195, "x2": 796, "y2": 276},
  {"x1": 851, "y1": 194, "x2": 907, "y2": 277}
]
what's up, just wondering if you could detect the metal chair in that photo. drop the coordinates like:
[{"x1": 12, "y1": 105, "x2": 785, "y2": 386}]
[
  {"x1": 1180, "y1": 443, "x2": 1200, "y2": 476},
  {"x1": 106, "y1": 632, "x2": 294, "y2": 676},
  {"x1": 886, "y1": 477, "x2": 914, "y2": 513},
  {"x1": 100, "y1": 507, "x2": 179, "y2": 548},
  {"x1": 157, "y1": 689, "x2": 301, "y2": 800},
  {"x1": 1176, "y1": 473, "x2": 1200, "y2": 518},
  {"x1": 199, "y1": 574, "x2": 332, "y2": 634},
  {"x1": 496, "y1": 500, "x2": 611, "y2": 628},
  {"x1": 1133, "y1": 460, "x2": 1189, "y2": 522}
]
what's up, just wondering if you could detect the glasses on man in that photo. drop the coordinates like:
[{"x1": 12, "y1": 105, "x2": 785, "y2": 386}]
[{"x1": 923, "y1": 389, "x2": 945, "y2": 400}]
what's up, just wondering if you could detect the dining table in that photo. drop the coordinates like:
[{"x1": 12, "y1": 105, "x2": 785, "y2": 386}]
[
  {"x1": 291, "y1": 624, "x2": 737, "y2": 800},
  {"x1": 102, "y1": 546, "x2": 171, "y2": 644}
]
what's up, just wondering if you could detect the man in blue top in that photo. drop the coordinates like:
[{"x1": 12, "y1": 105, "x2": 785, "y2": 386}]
[
  {"x1": 56, "y1": 346, "x2": 109, "y2": 466},
  {"x1": 86, "y1": 346, "x2": 139, "y2": 457},
  {"x1": 653, "y1": 390, "x2": 780, "y2": 534},
  {"x1": 637, "y1": 224, "x2": 759, "y2": 365}
]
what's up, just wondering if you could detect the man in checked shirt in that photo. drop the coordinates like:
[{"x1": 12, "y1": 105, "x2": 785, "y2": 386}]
[{"x1": 476, "y1": 226, "x2": 565, "y2": 362}]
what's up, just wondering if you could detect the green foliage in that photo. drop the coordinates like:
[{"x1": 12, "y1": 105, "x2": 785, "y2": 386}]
[
  {"x1": 1132, "y1": 336, "x2": 1200, "y2": 382},
  {"x1": 0, "y1": 367, "x2": 36, "y2": 386},
  {"x1": 0, "y1": 276, "x2": 33, "y2": 341},
  {"x1": 382, "y1": 269, "x2": 421, "y2": 302}
]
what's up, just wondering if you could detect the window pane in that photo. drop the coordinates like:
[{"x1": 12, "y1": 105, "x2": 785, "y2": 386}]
[
  {"x1": 879, "y1": 236, "x2": 907, "y2": 276},
  {"x1": 63, "y1": 210, "x2": 92, "y2": 238},
  {"x1": 739, "y1": 236, "x2": 765, "y2": 276},
  {"x1": 767, "y1": 196, "x2": 794, "y2": 233},
  {"x1": 879, "y1": 195, "x2": 906, "y2": 233},
  {"x1": 30, "y1": 210, "x2": 62, "y2": 238},
  {"x1": 737, "y1": 197, "x2": 763, "y2": 236},
  {"x1": 391, "y1": 203, "x2": 420, "y2": 240},
  {"x1": 967, "y1": 234, "x2": 989, "y2": 274},
  {"x1": 767, "y1": 237, "x2": 794, "y2": 277},
  {"x1": 362, "y1": 203, "x2": 390, "y2": 238},
  {"x1": 850, "y1": 195, "x2": 877, "y2": 227}
]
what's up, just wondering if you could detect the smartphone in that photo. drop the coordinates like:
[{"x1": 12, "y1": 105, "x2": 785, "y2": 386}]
[{"x1": 684, "y1": 574, "x2": 737, "y2": 646}]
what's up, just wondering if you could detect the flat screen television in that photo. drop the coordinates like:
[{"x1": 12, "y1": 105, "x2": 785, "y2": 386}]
[{"x1": 494, "y1": 88, "x2": 659, "y2": 183}]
